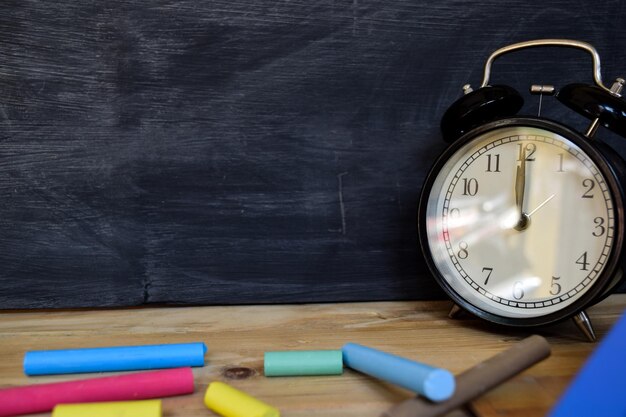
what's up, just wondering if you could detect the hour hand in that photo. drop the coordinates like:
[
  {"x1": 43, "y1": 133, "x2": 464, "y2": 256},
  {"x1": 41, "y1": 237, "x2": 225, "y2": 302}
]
[
  {"x1": 514, "y1": 156, "x2": 530, "y2": 231},
  {"x1": 515, "y1": 164, "x2": 525, "y2": 211}
]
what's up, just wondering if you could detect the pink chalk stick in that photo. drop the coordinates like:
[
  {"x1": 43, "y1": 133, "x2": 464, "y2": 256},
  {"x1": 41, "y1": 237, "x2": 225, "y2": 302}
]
[{"x1": 0, "y1": 367, "x2": 194, "y2": 417}]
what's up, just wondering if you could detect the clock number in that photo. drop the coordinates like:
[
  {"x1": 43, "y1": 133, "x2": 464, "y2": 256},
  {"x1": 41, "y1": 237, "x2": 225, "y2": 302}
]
[
  {"x1": 550, "y1": 276, "x2": 562, "y2": 295},
  {"x1": 486, "y1": 154, "x2": 501, "y2": 172},
  {"x1": 457, "y1": 241, "x2": 469, "y2": 259},
  {"x1": 513, "y1": 281, "x2": 524, "y2": 300},
  {"x1": 461, "y1": 178, "x2": 478, "y2": 196},
  {"x1": 576, "y1": 252, "x2": 589, "y2": 271},
  {"x1": 517, "y1": 143, "x2": 536, "y2": 162},
  {"x1": 482, "y1": 267, "x2": 493, "y2": 285},
  {"x1": 557, "y1": 153, "x2": 565, "y2": 172},
  {"x1": 582, "y1": 179, "x2": 595, "y2": 198},
  {"x1": 449, "y1": 208, "x2": 461, "y2": 218},
  {"x1": 593, "y1": 217, "x2": 606, "y2": 237}
]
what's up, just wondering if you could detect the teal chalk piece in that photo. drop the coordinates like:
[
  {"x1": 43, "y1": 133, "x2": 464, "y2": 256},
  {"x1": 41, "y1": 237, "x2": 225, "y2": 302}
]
[
  {"x1": 342, "y1": 343, "x2": 455, "y2": 402},
  {"x1": 264, "y1": 350, "x2": 343, "y2": 376},
  {"x1": 23, "y1": 342, "x2": 207, "y2": 376}
]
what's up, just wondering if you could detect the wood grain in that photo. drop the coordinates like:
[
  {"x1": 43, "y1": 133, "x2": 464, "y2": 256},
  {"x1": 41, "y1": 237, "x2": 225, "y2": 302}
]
[
  {"x1": 0, "y1": 295, "x2": 623, "y2": 416},
  {"x1": 1, "y1": 1, "x2": 626, "y2": 308}
]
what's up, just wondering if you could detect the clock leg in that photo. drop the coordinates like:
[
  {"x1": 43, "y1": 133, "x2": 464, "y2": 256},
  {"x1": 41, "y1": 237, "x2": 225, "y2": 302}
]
[
  {"x1": 573, "y1": 310, "x2": 597, "y2": 342},
  {"x1": 448, "y1": 303, "x2": 463, "y2": 319}
]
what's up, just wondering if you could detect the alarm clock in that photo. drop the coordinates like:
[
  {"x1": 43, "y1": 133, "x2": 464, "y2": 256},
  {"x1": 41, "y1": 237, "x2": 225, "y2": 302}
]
[{"x1": 418, "y1": 39, "x2": 626, "y2": 341}]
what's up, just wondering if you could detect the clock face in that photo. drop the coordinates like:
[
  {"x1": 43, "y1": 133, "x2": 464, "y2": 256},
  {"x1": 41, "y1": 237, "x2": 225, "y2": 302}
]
[{"x1": 421, "y1": 120, "x2": 620, "y2": 323}]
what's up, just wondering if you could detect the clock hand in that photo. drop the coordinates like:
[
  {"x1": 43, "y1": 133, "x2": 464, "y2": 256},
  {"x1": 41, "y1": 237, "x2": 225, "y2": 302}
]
[
  {"x1": 527, "y1": 194, "x2": 555, "y2": 217},
  {"x1": 515, "y1": 164, "x2": 525, "y2": 211},
  {"x1": 514, "y1": 150, "x2": 530, "y2": 231}
]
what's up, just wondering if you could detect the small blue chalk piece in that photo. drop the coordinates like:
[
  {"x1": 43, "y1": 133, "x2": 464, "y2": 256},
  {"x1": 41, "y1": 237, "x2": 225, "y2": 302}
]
[
  {"x1": 23, "y1": 342, "x2": 207, "y2": 376},
  {"x1": 342, "y1": 342, "x2": 455, "y2": 402}
]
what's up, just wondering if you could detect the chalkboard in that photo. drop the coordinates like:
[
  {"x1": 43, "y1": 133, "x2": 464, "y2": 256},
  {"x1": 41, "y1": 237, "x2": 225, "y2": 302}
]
[{"x1": 1, "y1": 1, "x2": 626, "y2": 308}]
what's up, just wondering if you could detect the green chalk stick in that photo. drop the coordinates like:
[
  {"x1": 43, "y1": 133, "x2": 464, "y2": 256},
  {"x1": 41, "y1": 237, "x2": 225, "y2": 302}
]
[{"x1": 264, "y1": 350, "x2": 343, "y2": 377}]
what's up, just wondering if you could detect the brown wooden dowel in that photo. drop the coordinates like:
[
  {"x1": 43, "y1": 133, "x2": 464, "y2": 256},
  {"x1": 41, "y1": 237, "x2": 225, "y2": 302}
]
[{"x1": 381, "y1": 335, "x2": 551, "y2": 417}]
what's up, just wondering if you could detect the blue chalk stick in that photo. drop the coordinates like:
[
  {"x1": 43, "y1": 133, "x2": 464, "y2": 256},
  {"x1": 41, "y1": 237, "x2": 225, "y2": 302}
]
[
  {"x1": 23, "y1": 342, "x2": 207, "y2": 376},
  {"x1": 549, "y1": 312, "x2": 626, "y2": 417},
  {"x1": 342, "y1": 342, "x2": 455, "y2": 402}
]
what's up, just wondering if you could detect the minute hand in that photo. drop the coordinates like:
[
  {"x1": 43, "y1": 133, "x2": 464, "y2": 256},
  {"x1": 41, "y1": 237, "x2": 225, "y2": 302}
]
[{"x1": 515, "y1": 163, "x2": 526, "y2": 214}]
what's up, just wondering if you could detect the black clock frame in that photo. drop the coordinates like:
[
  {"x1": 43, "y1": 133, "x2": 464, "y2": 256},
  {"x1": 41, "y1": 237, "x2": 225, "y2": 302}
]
[{"x1": 418, "y1": 116, "x2": 626, "y2": 327}]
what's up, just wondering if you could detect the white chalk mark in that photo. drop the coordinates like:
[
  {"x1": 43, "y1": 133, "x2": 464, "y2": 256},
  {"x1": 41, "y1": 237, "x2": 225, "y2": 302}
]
[
  {"x1": 338, "y1": 172, "x2": 348, "y2": 235},
  {"x1": 352, "y1": 0, "x2": 358, "y2": 36}
]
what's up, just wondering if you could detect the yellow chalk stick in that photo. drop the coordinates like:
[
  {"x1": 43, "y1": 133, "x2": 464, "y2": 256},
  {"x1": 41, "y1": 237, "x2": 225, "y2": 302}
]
[
  {"x1": 52, "y1": 399, "x2": 161, "y2": 417},
  {"x1": 204, "y1": 381, "x2": 280, "y2": 417}
]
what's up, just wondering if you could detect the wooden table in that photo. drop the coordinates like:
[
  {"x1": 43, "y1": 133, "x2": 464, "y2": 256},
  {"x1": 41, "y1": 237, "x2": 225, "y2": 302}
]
[{"x1": 1, "y1": 295, "x2": 624, "y2": 417}]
